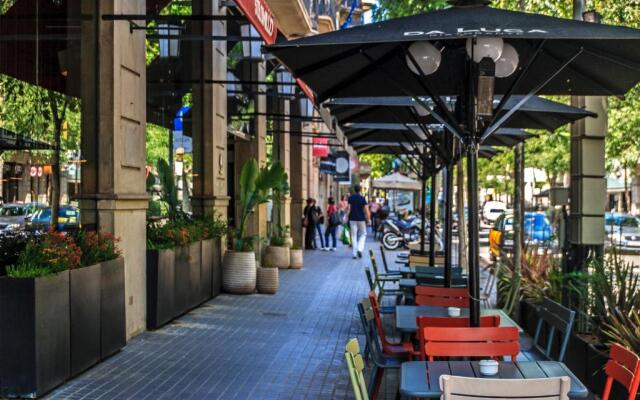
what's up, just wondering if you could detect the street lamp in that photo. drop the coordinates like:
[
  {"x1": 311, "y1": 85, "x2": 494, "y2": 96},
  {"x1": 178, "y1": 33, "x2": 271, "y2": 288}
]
[
  {"x1": 406, "y1": 41, "x2": 441, "y2": 75},
  {"x1": 158, "y1": 24, "x2": 181, "y2": 58}
]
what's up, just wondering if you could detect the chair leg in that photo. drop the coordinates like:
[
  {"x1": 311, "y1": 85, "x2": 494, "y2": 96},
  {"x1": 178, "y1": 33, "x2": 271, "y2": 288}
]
[{"x1": 371, "y1": 366, "x2": 384, "y2": 400}]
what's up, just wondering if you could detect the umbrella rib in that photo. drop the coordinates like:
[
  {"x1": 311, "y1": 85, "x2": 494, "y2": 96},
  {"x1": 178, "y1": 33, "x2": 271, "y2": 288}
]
[
  {"x1": 294, "y1": 44, "x2": 374, "y2": 77},
  {"x1": 581, "y1": 47, "x2": 640, "y2": 73},
  {"x1": 317, "y1": 46, "x2": 400, "y2": 101},
  {"x1": 481, "y1": 47, "x2": 585, "y2": 143},
  {"x1": 406, "y1": 107, "x2": 451, "y2": 164},
  {"x1": 491, "y1": 39, "x2": 547, "y2": 129}
]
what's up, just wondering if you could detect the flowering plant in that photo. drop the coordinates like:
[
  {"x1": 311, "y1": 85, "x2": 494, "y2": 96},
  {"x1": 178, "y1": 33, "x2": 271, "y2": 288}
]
[
  {"x1": 7, "y1": 231, "x2": 82, "y2": 278},
  {"x1": 75, "y1": 230, "x2": 122, "y2": 266}
]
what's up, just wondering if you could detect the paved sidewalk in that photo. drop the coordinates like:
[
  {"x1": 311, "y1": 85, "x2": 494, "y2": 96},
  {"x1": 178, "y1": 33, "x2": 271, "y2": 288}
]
[{"x1": 48, "y1": 243, "x2": 374, "y2": 400}]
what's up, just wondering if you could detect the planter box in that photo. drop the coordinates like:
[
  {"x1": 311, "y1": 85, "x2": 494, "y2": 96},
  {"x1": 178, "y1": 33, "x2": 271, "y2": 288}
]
[
  {"x1": 211, "y1": 237, "x2": 224, "y2": 297},
  {"x1": 70, "y1": 264, "x2": 101, "y2": 376},
  {"x1": 188, "y1": 241, "x2": 202, "y2": 309},
  {"x1": 201, "y1": 239, "x2": 214, "y2": 303},
  {"x1": 518, "y1": 300, "x2": 539, "y2": 337},
  {"x1": 147, "y1": 249, "x2": 175, "y2": 330},
  {"x1": 174, "y1": 245, "x2": 190, "y2": 316},
  {"x1": 564, "y1": 334, "x2": 589, "y2": 384},
  {"x1": 100, "y1": 257, "x2": 126, "y2": 359},
  {"x1": 586, "y1": 342, "x2": 609, "y2": 396},
  {"x1": 0, "y1": 271, "x2": 70, "y2": 398}
]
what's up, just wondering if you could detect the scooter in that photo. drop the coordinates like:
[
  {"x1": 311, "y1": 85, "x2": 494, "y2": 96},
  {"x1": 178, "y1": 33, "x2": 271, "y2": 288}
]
[{"x1": 380, "y1": 215, "x2": 444, "y2": 251}]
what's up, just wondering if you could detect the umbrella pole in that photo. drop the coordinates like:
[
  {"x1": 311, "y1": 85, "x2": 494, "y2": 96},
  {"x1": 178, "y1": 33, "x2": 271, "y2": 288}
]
[
  {"x1": 466, "y1": 143, "x2": 481, "y2": 327},
  {"x1": 429, "y1": 172, "x2": 436, "y2": 266},
  {"x1": 420, "y1": 162, "x2": 427, "y2": 255},
  {"x1": 444, "y1": 164, "x2": 454, "y2": 288}
]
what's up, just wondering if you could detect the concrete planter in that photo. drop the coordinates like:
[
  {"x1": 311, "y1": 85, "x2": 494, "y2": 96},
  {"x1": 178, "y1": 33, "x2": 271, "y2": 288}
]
[
  {"x1": 70, "y1": 264, "x2": 101, "y2": 377},
  {"x1": 222, "y1": 251, "x2": 256, "y2": 294},
  {"x1": 211, "y1": 237, "x2": 225, "y2": 297},
  {"x1": 100, "y1": 257, "x2": 126, "y2": 359},
  {"x1": 290, "y1": 249, "x2": 304, "y2": 269},
  {"x1": 264, "y1": 245, "x2": 290, "y2": 269},
  {"x1": 201, "y1": 239, "x2": 214, "y2": 303},
  {"x1": 146, "y1": 248, "x2": 175, "y2": 330},
  {"x1": 0, "y1": 271, "x2": 70, "y2": 398},
  {"x1": 257, "y1": 267, "x2": 279, "y2": 294}
]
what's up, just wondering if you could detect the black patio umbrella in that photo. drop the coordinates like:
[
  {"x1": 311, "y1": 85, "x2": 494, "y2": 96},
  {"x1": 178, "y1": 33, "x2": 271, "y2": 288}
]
[
  {"x1": 268, "y1": 0, "x2": 640, "y2": 325},
  {"x1": 326, "y1": 96, "x2": 596, "y2": 131}
]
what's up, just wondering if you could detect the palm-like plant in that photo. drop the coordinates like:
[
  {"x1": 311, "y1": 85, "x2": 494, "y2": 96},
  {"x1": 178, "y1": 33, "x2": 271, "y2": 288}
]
[{"x1": 234, "y1": 159, "x2": 287, "y2": 252}]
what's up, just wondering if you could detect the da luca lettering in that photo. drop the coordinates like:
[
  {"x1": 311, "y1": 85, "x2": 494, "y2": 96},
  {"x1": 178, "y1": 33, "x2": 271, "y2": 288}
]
[{"x1": 403, "y1": 28, "x2": 549, "y2": 37}]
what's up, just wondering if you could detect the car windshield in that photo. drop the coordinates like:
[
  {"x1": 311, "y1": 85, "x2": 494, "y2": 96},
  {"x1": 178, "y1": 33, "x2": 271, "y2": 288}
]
[
  {"x1": 617, "y1": 216, "x2": 640, "y2": 228},
  {"x1": 0, "y1": 206, "x2": 25, "y2": 217}
]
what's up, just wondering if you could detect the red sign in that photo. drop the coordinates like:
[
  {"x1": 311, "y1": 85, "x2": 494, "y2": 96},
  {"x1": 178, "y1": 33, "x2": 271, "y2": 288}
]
[
  {"x1": 235, "y1": 0, "x2": 278, "y2": 45},
  {"x1": 312, "y1": 137, "x2": 330, "y2": 158}
]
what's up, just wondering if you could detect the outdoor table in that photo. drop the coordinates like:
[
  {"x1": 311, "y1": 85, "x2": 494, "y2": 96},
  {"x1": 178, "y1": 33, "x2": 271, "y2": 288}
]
[
  {"x1": 400, "y1": 361, "x2": 589, "y2": 398},
  {"x1": 395, "y1": 305, "x2": 521, "y2": 333},
  {"x1": 399, "y1": 278, "x2": 467, "y2": 289}
]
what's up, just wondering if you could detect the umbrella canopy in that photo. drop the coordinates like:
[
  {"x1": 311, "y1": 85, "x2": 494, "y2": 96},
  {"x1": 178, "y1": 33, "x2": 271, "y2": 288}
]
[
  {"x1": 326, "y1": 96, "x2": 596, "y2": 131},
  {"x1": 268, "y1": 5, "x2": 640, "y2": 101},
  {"x1": 372, "y1": 172, "x2": 422, "y2": 191}
]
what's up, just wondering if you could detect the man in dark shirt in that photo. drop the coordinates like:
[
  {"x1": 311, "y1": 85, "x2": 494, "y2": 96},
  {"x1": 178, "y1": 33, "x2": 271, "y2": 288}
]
[{"x1": 346, "y1": 184, "x2": 370, "y2": 259}]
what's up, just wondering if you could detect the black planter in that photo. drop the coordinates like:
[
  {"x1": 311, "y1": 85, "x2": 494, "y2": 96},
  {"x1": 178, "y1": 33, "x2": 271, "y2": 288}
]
[
  {"x1": 211, "y1": 238, "x2": 224, "y2": 297},
  {"x1": 201, "y1": 239, "x2": 213, "y2": 303},
  {"x1": 518, "y1": 300, "x2": 539, "y2": 337},
  {"x1": 70, "y1": 264, "x2": 101, "y2": 377},
  {"x1": 147, "y1": 249, "x2": 175, "y2": 330},
  {"x1": 188, "y1": 241, "x2": 202, "y2": 308},
  {"x1": 0, "y1": 271, "x2": 70, "y2": 398},
  {"x1": 586, "y1": 342, "x2": 610, "y2": 396},
  {"x1": 174, "y1": 245, "x2": 191, "y2": 316},
  {"x1": 100, "y1": 257, "x2": 126, "y2": 359},
  {"x1": 564, "y1": 334, "x2": 589, "y2": 384}
]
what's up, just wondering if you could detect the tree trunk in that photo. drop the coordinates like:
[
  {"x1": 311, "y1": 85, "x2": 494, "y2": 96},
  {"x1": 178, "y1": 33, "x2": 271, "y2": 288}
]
[
  {"x1": 456, "y1": 160, "x2": 467, "y2": 269},
  {"x1": 51, "y1": 123, "x2": 62, "y2": 231},
  {"x1": 623, "y1": 167, "x2": 629, "y2": 213}
]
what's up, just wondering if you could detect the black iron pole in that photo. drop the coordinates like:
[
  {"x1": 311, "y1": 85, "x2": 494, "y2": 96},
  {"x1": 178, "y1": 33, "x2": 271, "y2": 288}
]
[
  {"x1": 429, "y1": 171, "x2": 437, "y2": 265},
  {"x1": 467, "y1": 143, "x2": 481, "y2": 326},
  {"x1": 420, "y1": 161, "x2": 428, "y2": 255},
  {"x1": 444, "y1": 164, "x2": 454, "y2": 287}
]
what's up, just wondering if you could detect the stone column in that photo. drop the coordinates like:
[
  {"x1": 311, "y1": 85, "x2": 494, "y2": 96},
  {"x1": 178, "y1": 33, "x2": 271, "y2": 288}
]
[
  {"x1": 289, "y1": 99, "x2": 308, "y2": 247},
  {"x1": 234, "y1": 62, "x2": 268, "y2": 241},
  {"x1": 80, "y1": 0, "x2": 148, "y2": 338},
  {"x1": 191, "y1": 0, "x2": 229, "y2": 218},
  {"x1": 272, "y1": 97, "x2": 291, "y2": 229}
]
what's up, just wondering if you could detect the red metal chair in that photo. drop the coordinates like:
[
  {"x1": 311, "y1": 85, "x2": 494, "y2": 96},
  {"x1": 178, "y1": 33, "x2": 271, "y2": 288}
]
[
  {"x1": 414, "y1": 286, "x2": 469, "y2": 308},
  {"x1": 421, "y1": 326, "x2": 520, "y2": 361},
  {"x1": 416, "y1": 316, "x2": 501, "y2": 361},
  {"x1": 602, "y1": 343, "x2": 640, "y2": 400},
  {"x1": 368, "y1": 291, "x2": 417, "y2": 359}
]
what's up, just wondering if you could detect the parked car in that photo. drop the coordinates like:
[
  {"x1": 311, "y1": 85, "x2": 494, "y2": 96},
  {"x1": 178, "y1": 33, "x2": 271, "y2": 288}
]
[
  {"x1": 0, "y1": 203, "x2": 47, "y2": 235},
  {"x1": 489, "y1": 211, "x2": 553, "y2": 260},
  {"x1": 26, "y1": 206, "x2": 80, "y2": 232},
  {"x1": 605, "y1": 213, "x2": 640, "y2": 252},
  {"x1": 482, "y1": 201, "x2": 507, "y2": 224}
]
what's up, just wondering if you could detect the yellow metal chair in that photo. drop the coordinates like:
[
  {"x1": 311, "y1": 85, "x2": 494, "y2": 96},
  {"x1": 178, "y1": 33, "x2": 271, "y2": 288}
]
[{"x1": 345, "y1": 338, "x2": 370, "y2": 400}]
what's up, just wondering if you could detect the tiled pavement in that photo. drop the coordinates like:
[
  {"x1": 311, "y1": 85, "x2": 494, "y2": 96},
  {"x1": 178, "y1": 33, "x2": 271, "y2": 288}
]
[{"x1": 48, "y1": 240, "x2": 381, "y2": 400}]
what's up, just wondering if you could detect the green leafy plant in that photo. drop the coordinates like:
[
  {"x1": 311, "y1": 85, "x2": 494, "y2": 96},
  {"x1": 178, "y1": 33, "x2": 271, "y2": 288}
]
[
  {"x1": 155, "y1": 158, "x2": 180, "y2": 219},
  {"x1": 75, "y1": 230, "x2": 122, "y2": 266},
  {"x1": 270, "y1": 225, "x2": 290, "y2": 247},
  {"x1": 233, "y1": 159, "x2": 287, "y2": 252},
  {"x1": 200, "y1": 213, "x2": 227, "y2": 240},
  {"x1": 7, "y1": 232, "x2": 82, "y2": 278}
]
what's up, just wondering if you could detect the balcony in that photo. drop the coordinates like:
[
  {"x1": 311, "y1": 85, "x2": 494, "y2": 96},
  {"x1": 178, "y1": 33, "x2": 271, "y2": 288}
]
[{"x1": 264, "y1": 0, "x2": 313, "y2": 38}]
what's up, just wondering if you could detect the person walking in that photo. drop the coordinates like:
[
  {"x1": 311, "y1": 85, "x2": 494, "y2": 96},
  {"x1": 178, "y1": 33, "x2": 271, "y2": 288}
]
[
  {"x1": 323, "y1": 197, "x2": 339, "y2": 251},
  {"x1": 368, "y1": 199, "x2": 380, "y2": 233},
  {"x1": 346, "y1": 185, "x2": 369, "y2": 259},
  {"x1": 303, "y1": 198, "x2": 317, "y2": 250},
  {"x1": 313, "y1": 199, "x2": 325, "y2": 249}
]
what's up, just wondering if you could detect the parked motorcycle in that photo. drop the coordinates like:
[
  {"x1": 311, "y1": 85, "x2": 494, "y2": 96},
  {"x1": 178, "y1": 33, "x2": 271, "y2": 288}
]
[{"x1": 380, "y1": 215, "x2": 444, "y2": 251}]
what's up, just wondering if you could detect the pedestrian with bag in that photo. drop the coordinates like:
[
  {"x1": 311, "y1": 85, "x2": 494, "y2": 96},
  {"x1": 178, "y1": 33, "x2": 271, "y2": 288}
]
[
  {"x1": 303, "y1": 198, "x2": 316, "y2": 250},
  {"x1": 323, "y1": 197, "x2": 339, "y2": 251},
  {"x1": 312, "y1": 199, "x2": 325, "y2": 249},
  {"x1": 345, "y1": 184, "x2": 370, "y2": 259}
]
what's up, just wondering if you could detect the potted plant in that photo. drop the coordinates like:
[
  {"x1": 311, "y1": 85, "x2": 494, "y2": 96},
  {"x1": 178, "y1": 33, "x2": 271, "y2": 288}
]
[
  {"x1": 290, "y1": 245, "x2": 304, "y2": 270},
  {"x1": 0, "y1": 232, "x2": 78, "y2": 398},
  {"x1": 264, "y1": 225, "x2": 291, "y2": 269},
  {"x1": 223, "y1": 159, "x2": 287, "y2": 294},
  {"x1": 75, "y1": 230, "x2": 125, "y2": 363},
  {"x1": 257, "y1": 259, "x2": 279, "y2": 294},
  {"x1": 147, "y1": 221, "x2": 177, "y2": 329}
]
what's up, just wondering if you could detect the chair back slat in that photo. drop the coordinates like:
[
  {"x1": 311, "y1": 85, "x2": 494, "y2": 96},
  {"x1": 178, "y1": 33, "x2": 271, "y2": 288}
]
[
  {"x1": 368, "y1": 291, "x2": 391, "y2": 347},
  {"x1": 379, "y1": 245, "x2": 390, "y2": 273},
  {"x1": 533, "y1": 298, "x2": 576, "y2": 362},
  {"x1": 364, "y1": 268, "x2": 377, "y2": 292},
  {"x1": 415, "y1": 286, "x2": 470, "y2": 308},
  {"x1": 345, "y1": 338, "x2": 369, "y2": 400},
  {"x1": 423, "y1": 327, "x2": 519, "y2": 361},
  {"x1": 602, "y1": 343, "x2": 640, "y2": 400},
  {"x1": 440, "y1": 375, "x2": 570, "y2": 399},
  {"x1": 417, "y1": 316, "x2": 500, "y2": 361},
  {"x1": 416, "y1": 275, "x2": 468, "y2": 287}
]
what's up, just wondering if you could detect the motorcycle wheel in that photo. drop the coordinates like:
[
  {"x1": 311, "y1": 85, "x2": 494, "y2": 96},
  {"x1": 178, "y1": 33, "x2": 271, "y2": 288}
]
[{"x1": 382, "y1": 232, "x2": 402, "y2": 250}]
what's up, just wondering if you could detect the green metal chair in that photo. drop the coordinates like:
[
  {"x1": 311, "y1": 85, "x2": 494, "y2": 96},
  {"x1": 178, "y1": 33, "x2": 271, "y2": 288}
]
[
  {"x1": 345, "y1": 338, "x2": 369, "y2": 400},
  {"x1": 364, "y1": 268, "x2": 400, "y2": 312},
  {"x1": 369, "y1": 249, "x2": 401, "y2": 284}
]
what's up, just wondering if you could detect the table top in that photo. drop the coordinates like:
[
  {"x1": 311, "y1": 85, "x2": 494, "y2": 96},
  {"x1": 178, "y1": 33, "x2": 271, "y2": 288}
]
[
  {"x1": 395, "y1": 305, "x2": 522, "y2": 333},
  {"x1": 399, "y1": 278, "x2": 468, "y2": 288},
  {"x1": 400, "y1": 361, "x2": 589, "y2": 398}
]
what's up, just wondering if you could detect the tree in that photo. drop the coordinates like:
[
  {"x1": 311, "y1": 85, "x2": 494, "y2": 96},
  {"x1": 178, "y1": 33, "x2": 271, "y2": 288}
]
[{"x1": 359, "y1": 154, "x2": 395, "y2": 179}]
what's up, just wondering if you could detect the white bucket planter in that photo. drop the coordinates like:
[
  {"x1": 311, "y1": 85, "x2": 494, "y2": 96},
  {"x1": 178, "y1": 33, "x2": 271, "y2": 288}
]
[
  {"x1": 222, "y1": 251, "x2": 256, "y2": 294},
  {"x1": 290, "y1": 249, "x2": 304, "y2": 270},
  {"x1": 256, "y1": 267, "x2": 279, "y2": 294},
  {"x1": 264, "y1": 246, "x2": 290, "y2": 269}
]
